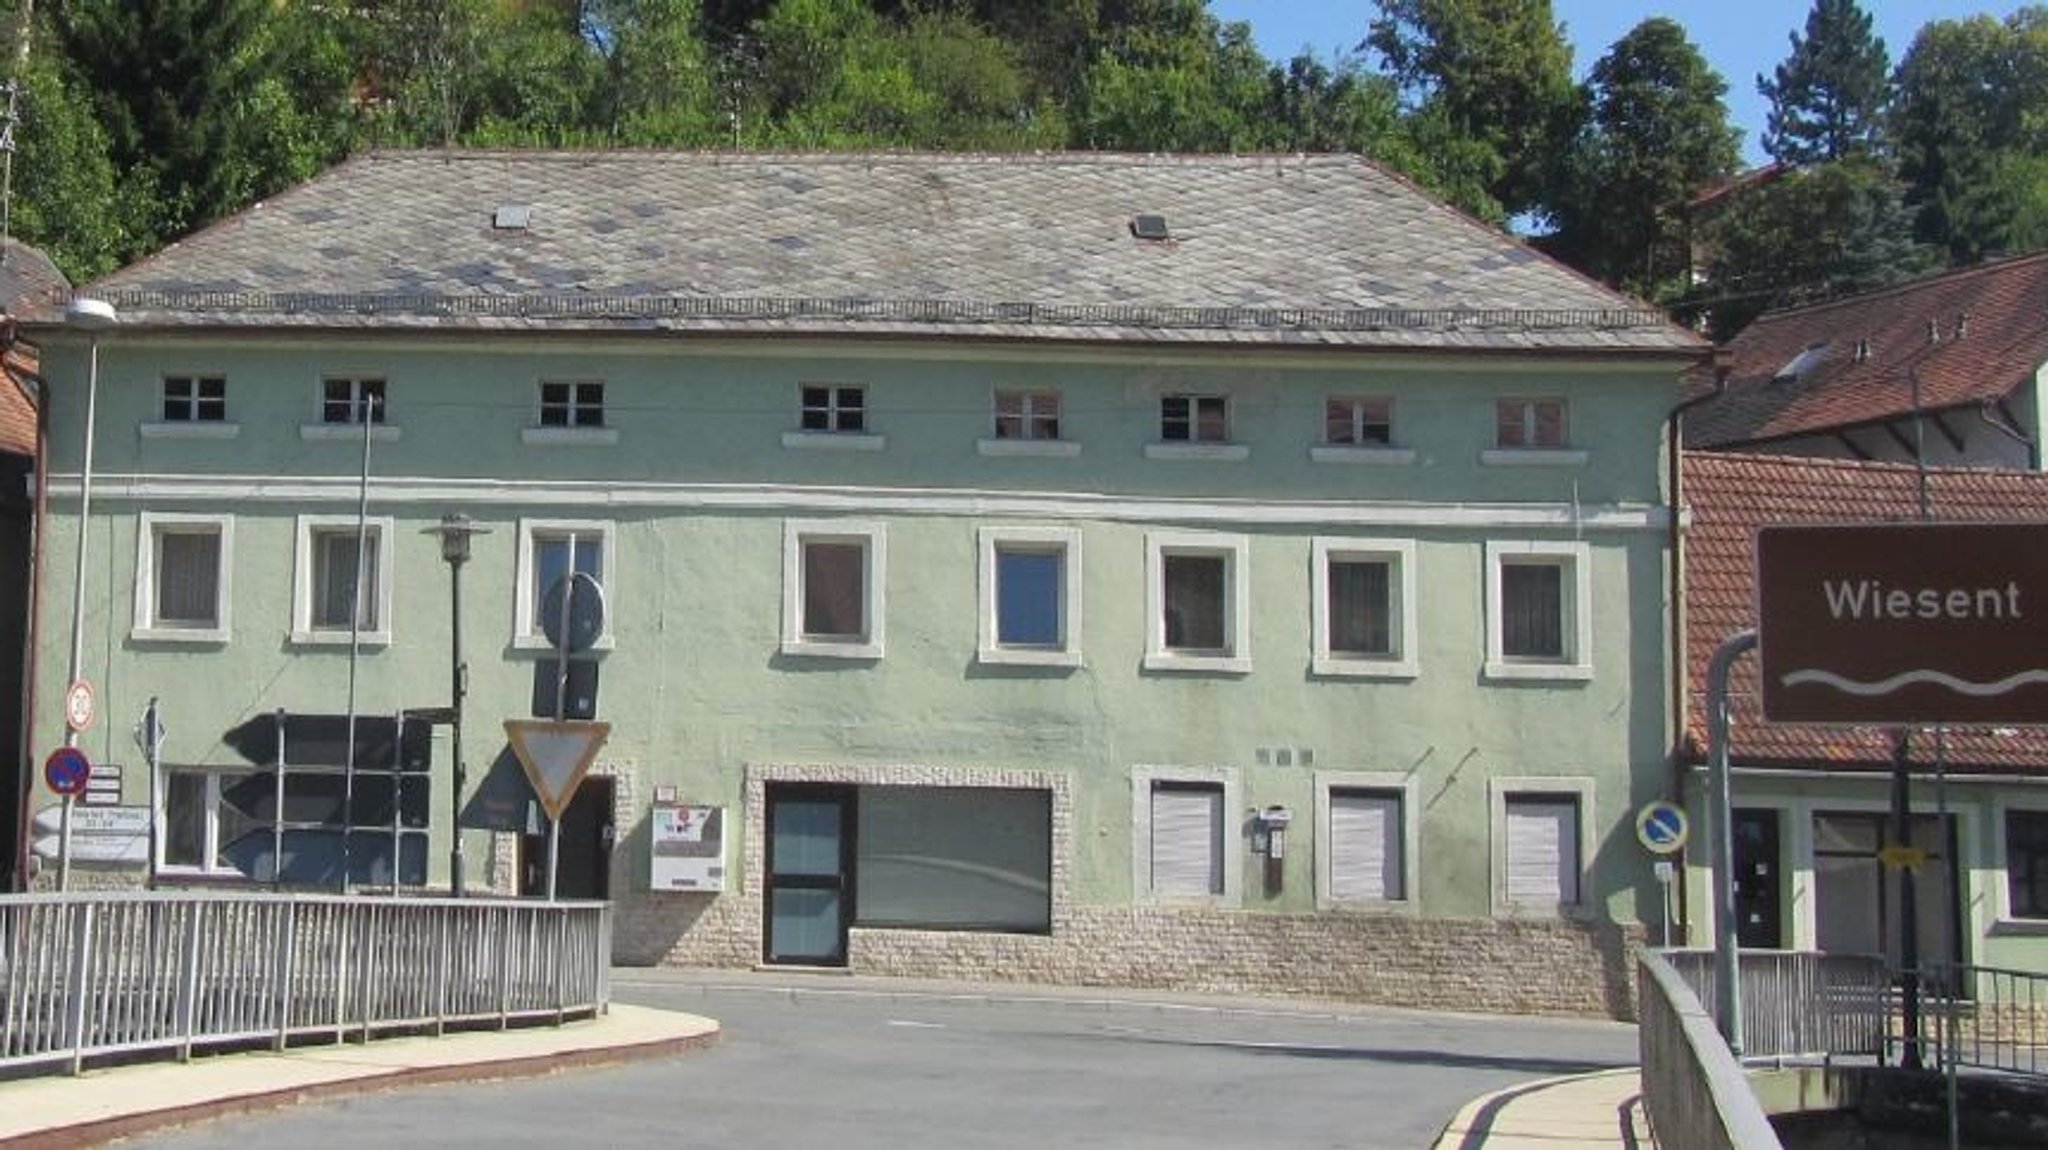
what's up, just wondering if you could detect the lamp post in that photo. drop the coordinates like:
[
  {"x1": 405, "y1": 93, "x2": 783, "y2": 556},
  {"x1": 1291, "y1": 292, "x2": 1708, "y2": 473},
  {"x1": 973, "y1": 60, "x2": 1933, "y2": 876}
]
[
  {"x1": 57, "y1": 298, "x2": 115, "y2": 892},
  {"x1": 425, "y1": 514, "x2": 488, "y2": 896}
]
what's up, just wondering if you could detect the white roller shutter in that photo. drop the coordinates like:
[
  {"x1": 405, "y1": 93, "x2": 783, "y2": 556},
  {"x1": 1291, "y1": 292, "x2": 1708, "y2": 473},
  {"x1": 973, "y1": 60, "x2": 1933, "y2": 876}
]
[
  {"x1": 1151, "y1": 783, "x2": 1223, "y2": 896},
  {"x1": 1330, "y1": 791, "x2": 1403, "y2": 901},
  {"x1": 1505, "y1": 798, "x2": 1579, "y2": 907}
]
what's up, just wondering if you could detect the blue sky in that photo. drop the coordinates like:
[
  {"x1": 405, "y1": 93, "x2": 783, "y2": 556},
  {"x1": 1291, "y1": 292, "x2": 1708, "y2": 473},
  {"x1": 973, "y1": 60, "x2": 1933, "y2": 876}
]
[{"x1": 1207, "y1": 2, "x2": 2028, "y2": 163}]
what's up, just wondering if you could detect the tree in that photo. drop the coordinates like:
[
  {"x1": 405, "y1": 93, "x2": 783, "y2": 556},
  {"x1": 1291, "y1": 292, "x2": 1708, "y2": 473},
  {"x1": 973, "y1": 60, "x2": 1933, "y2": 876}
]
[
  {"x1": 7, "y1": 53, "x2": 141, "y2": 280},
  {"x1": 1891, "y1": 9, "x2": 2048, "y2": 262},
  {"x1": 1549, "y1": 18, "x2": 1741, "y2": 295},
  {"x1": 1757, "y1": 0, "x2": 1889, "y2": 164},
  {"x1": 1073, "y1": 0, "x2": 1270, "y2": 152},
  {"x1": 583, "y1": 0, "x2": 723, "y2": 145},
  {"x1": 1364, "y1": 0, "x2": 1579, "y2": 219}
]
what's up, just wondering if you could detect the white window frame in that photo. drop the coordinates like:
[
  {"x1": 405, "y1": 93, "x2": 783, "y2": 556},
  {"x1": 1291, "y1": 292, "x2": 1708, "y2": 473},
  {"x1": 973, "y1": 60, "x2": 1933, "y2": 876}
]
[
  {"x1": 513, "y1": 518, "x2": 616, "y2": 652},
  {"x1": 302, "y1": 375, "x2": 399, "y2": 442},
  {"x1": 1315, "y1": 771, "x2": 1419, "y2": 911},
  {"x1": 142, "y1": 374, "x2": 241, "y2": 440},
  {"x1": 784, "y1": 383, "x2": 885, "y2": 451},
  {"x1": 290, "y1": 513, "x2": 396, "y2": 646},
  {"x1": 1490, "y1": 777, "x2": 1595, "y2": 917},
  {"x1": 154, "y1": 765, "x2": 256, "y2": 879},
  {"x1": 1144, "y1": 530, "x2": 1251, "y2": 674},
  {"x1": 1131, "y1": 766, "x2": 1241, "y2": 907},
  {"x1": 1995, "y1": 800, "x2": 2048, "y2": 932},
  {"x1": 1311, "y1": 537, "x2": 1419, "y2": 679},
  {"x1": 1147, "y1": 393, "x2": 1248, "y2": 461},
  {"x1": 979, "y1": 387, "x2": 1081, "y2": 457},
  {"x1": 132, "y1": 511, "x2": 233, "y2": 644},
  {"x1": 1483, "y1": 396, "x2": 1587, "y2": 466},
  {"x1": 781, "y1": 519, "x2": 886, "y2": 660},
  {"x1": 1484, "y1": 540, "x2": 1592, "y2": 682},
  {"x1": 977, "y1": 526, "x2": 1082, "y2": 667}
]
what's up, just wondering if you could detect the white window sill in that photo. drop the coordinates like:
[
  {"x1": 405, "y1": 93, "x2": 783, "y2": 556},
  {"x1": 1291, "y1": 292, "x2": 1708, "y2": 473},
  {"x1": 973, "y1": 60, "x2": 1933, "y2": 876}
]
[
  {"x1": 1311, "y1": 445, "x2": 1415, "y2": 466},
  {"x1": 780, "y1": 637, "x2": 883, "y2": 660},
  {"x1": 290, "y1": 629, "x2": 392, "y2": 648},
  {"x1": 782, "y1": 431, "x2": 886, "y2": 452},
  {"x1": 130, "y1": 626, "x2": 228, "y2": 645},
  {"x1": 1312, "y1": 655, "x2": 1419, "y2": 680},
  {"x1": 1143, "y1": 651, "x2": 1251, "y2": 675},
  {"x1": 978, "y1": 646, "x2": 1083, "y2": 668},
  {"x1": 1145, "y1": 442, "x2": 1249, "y2": 462},
  {"x1": 523, "y1": 427, "x2": 620, "y2": 447},
  {"x1": 513, "y1": 633, "x2": 616, "y2": 654},
  {"x1": 1484, "y1": 660, "x2": 1593, "y2": 683},
  {"x1": 301, "y1": 423, "x2": 401, "y2": 443},
  {"x1": 141, "y1": 421, "x2": 241, "y2": 440},
  {"x1": 1989, "y1": 917, "x2": 2048, "y2": 937},
  {"x1": 977, "y1": 438, "x2": 1081, "y2": 458},
  {"x1": 1481, "y1": 448, "x2": 1587, "y2": 467}
]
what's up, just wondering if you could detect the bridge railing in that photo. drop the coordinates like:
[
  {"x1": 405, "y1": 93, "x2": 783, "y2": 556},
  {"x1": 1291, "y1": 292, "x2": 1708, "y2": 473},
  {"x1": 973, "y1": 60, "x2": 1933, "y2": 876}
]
[
  {"x1": 1661, "y1": 949, "x2": 1889, "y2": 1060},
  {"x1": 1638, "y1": 950, "x2": 1785, "y2": 1150},
  {"x1": 0, "y1": 891, "x2": 611, "y2": 1076}
]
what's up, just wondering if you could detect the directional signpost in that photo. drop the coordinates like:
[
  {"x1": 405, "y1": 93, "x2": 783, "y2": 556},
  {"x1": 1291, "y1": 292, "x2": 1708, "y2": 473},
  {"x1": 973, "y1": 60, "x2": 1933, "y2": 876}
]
[
  {"x1": 217, "y1": 712, "x2": 433, "y2": 887},
  {"x1": 31, "y1": 804, "x2": 148, "y2": 864}
]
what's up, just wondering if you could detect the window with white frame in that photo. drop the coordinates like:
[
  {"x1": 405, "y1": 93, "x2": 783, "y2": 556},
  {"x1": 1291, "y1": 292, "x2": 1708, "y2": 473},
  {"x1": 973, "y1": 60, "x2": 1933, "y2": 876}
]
[
  {"x1": 978, "y1": 527, "x2": 1081, "y2": 666},
  {"x1": 1132, "y1": 767, "x2": 1240, "y2": 904},
  {"x1": 1325, "y1": 396, "x2": 1392, "y2": 446},
  {"x1": 782, "y1": 520, "x2": 885, "y2": 659},
  {"x1": 513, "y1": 519, "x2": 613, "y2": 650},
  {"x1": 2007, "y1": 808, "x2": 2048, "y2": 920},
  {"x1": 539, "y1": 381, "x2": 606, "y2": 428},
  {"x1": 292, "y1": 515, "x2": 394, "y2": 644},
  {"x1": 162, "y1": 375, "x2": 226, "y2": 422},
  {"x1": 322, "y1": 377, "x2": 387, "y2": 424},
  {"x1": 1144, "y1": 532, "x2": 1250, "y2": 673},
  {"x1": 1495, "y1": 397, "x2": 1566, "y2": 448},
  {"x1": 1318, "y1": 777, "x2": 1413, "y2": 905},
  {"x1": 1312, "y1": 538, "x2": 1417, "y2": 677},
  {"x1": 133, "y1": 512, "x2": 232, "y2": 642},
  {"x1": 1484, "y1": 541, "x2": 1591, "y2": 681},
  {"x1": 1160, "y1": 394, "x2": 1229, "y2": 442},
  {"x1": 159, "y1": 766, "x2": 261, "y2": 876},
  {"x1": 800, "y1": 384, "x2": 866, "y2": 433},
  {"x1": 993, "y1": 389, "x2": 1062, "y2": 440},
  {"x1": 1492, "y1": 780, "x2": 1592, "y2": 914}
]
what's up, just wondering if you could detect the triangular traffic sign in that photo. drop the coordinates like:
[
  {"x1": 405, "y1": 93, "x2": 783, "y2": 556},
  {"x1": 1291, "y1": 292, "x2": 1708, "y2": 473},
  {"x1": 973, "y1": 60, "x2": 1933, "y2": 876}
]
[{"x1": 504, "y1": 720, "x2": 610, "y2": 821}]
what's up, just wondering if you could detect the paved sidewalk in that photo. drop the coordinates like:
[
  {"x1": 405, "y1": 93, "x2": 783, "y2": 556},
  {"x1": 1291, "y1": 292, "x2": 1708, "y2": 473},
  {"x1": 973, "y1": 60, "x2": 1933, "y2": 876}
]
[
  {"x1": 0, "y1": 1003, "x2": 718, "y2": 1149},
  {"x1": 1431, "y1": 1067, "x2": 1654, "y2": 1149}
]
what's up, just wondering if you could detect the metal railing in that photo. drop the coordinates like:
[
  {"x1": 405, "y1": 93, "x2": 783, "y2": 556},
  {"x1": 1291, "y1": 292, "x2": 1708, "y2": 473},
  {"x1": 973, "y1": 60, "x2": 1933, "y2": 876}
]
[
  {"x1": 1911, "y1": 962, "x2": 2048, "y2": 1078},
  {"x1": 0, "y1": 891, "x2": 611, "y2": 1076},
  {"x1": 1663, "y1": 949, "x2": 1889, "y2": 1060},
  {"x1": 1638, "y1": 950, "x2": 1785, "y2": 1150}
]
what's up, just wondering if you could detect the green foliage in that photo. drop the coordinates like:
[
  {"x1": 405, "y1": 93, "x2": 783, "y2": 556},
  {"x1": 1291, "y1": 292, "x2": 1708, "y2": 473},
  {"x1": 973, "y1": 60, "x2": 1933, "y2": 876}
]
[
  {"x1": 1550, "y1": 18, "x2": 1741, "y2": 295},
  {"x1": 1758, "y1": 0, "x2": 1889, "y2": 164},
  {"x1": 7, "y1": 55, "x2": 140, "y2": 281},
  {"x1": 1073, "y1": 1, "x2": 1269, "y2": 152}
]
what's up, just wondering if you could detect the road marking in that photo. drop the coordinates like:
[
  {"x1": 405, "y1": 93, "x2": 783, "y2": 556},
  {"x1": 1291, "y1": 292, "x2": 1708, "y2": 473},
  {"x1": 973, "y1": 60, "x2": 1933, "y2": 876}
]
[{"x1": 885, "y1": 1019, "x2": 946, "y2": 1029}]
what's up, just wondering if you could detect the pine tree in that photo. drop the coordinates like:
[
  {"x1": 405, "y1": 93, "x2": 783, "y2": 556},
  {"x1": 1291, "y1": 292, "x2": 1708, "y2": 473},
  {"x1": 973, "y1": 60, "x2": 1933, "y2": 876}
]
[{"x1": 1757, "y1": 0, "x2": 1890, "y2": 164}]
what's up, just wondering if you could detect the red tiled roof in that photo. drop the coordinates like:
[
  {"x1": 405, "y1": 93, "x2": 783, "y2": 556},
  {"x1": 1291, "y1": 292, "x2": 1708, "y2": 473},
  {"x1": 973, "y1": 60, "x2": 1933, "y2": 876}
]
[
  {"x1": 1682, "y1": 451, "x2": 2048, "y2": 774},
  {"x1": 0, "y1": 343, "x2": 36, "y2": 457},
  {"x1": 1684, "y1": 252, "x2": 2048, "y2": 448}
]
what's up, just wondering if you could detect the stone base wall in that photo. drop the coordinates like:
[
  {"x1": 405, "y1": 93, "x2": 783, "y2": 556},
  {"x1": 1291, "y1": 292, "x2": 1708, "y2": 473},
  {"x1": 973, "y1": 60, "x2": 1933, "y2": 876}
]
[{"x1": 615, "y1": 893, "x2": 1643, "y2": 1019}]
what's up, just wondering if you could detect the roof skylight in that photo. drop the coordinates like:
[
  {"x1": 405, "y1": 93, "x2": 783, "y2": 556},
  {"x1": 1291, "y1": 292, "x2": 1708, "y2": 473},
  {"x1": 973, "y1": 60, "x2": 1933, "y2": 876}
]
[{"x1": 1772, "y1": 341, "x2": 1829, "y2": 383}]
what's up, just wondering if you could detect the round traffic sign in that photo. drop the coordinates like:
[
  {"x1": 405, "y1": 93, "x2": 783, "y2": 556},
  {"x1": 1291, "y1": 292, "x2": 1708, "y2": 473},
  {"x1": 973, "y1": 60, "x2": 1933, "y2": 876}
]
[
  {"x1": 1635, "y1": 800, "x2": 1690, "y2": 855},
  {"x1": 44, "y1": 746, "x2": 92, "y2": 798},
  {"x1": 540, "y1": 572, "x2": 606, "y2": 654},
  {"x1": 64, "y1": 680, "x2": 96, "y2": 733}
]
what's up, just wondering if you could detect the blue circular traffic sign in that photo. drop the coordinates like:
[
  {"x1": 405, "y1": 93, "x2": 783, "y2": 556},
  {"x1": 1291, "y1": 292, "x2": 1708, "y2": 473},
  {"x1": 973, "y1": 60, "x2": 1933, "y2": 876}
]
[
  {"x1": 1635, "y1": 800, "x2": 1690, "y2": 855},
  {"x1": 44, "y1": 746, "x2": 92, "y2": 798}
]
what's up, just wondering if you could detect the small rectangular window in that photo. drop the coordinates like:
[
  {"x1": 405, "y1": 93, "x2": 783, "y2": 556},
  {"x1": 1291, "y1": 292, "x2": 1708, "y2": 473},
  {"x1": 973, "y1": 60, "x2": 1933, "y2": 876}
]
[
  {"x1": 1504, "y1": 794, "x2": 1580, "y2": 908},
  {"x1": 1325, "y1": 397, "x2": 1391, "y2": 446},
  {"x1": 513, "y1": 520, "x2": 614, "y2": 650},
  {"x1": 1162, "y1": 554, "x2": 1227, "y2": 652},
  {"x1": 1150, "y1": 781, "x2": 1223, "y2": 897},
  {"x1": 1161, "y1": 394, "x2": 1228, "y2": 442},
  {"x1": 2008, "y1": 809, "x2": 2048, "y2": 919},
  {"x1": 540, "y1": 381, "x2": 606, "y2": 428},
  {"x1": 163, "y1": 376, "x2": 226, "y2": 422},
  {"x1": 801, "y1": 384, "x2": 866, "y2": 433},
  {"x1": 802, "y1": 540, "x2": 868, "y2": 641},
  {"x1": 323, "y1": 377, "x2": 387, "y2": 424},
  {"x1": 1501, "y1": 562, "x2": 1566, "y2": 660},
  {"x1": 994, "y1": 390, "x2": 1061, "y2": 440},
  {"x1": 1496, "y1": 397, "x2": 1565, "y2": 448},
  {"x1": 781, "y1": 521, "x2": 885, "y2": 660},
  {"x1": 310, "y1": 529, "x2": 380, "y2": 631}
]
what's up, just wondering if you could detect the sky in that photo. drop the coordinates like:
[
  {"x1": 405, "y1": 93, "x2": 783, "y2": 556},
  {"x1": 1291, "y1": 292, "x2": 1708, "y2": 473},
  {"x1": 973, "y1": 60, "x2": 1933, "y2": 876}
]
[{"x1": 1207, "y1": 1, "x2": 2030, "y2": 163}]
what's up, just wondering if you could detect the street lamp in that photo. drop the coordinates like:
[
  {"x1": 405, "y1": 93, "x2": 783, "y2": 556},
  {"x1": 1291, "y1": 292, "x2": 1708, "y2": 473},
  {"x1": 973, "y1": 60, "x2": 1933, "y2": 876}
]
[
  {"x1": 56, "y1": 298, "x2": 115, "y2": 892},
  {"x1": 425, "y1": 513, "x2": 489, "y2": 896}
]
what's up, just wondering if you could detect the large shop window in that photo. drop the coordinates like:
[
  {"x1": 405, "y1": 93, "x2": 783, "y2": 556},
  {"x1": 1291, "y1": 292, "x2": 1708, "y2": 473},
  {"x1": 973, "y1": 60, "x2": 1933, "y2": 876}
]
[
  {"x1": 855, "y1": 787, "x2": 1051, "y2": 932},
  {"x1": 2010, "y1": 809, "x2": 2048, "y2": 920}
]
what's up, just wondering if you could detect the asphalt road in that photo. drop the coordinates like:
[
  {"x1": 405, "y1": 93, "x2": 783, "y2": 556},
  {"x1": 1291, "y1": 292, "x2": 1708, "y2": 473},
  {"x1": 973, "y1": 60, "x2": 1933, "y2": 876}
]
[{"x1": 133, "y1": 970, "x2": 1639, "y2": 1149}]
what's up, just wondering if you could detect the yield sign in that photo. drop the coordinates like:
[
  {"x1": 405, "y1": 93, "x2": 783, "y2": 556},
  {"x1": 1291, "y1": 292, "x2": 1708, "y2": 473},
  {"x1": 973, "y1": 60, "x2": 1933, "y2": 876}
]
[{"x1": 504, "y1": 720, "x2": 610, "y2": 821}]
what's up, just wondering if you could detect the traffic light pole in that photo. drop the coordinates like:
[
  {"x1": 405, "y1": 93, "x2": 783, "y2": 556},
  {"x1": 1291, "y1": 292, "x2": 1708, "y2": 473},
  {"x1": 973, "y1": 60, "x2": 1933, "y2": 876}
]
[{"x1": 546, "y1": 533, "x2": 577, "y2": 903}]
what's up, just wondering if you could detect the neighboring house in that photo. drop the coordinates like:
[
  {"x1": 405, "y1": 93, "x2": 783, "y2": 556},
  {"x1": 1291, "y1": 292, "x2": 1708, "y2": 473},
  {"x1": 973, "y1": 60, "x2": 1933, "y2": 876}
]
[
  {"x1": 0, "y1": 237, "x2": 68, "y2": 891},
  {"x1": 1681, "y1": 451, "x2": 2048, "y2": 976},
  {"x1": 1679, "y1": 162, "x2": 1787, "y2": 291},
  {"x1": 17, "y1": 151, "x2": 1705, "y2": 1014},
  {"x1": 1683, "y1": 251, "x2": 2048, "y2": 469}
]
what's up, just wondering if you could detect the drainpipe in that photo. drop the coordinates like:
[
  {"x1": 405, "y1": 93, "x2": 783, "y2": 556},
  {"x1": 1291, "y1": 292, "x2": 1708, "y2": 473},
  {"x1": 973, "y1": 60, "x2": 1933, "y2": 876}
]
[{"x1": 1665, "y1": 354, "x2": 1729, "y2": 941}]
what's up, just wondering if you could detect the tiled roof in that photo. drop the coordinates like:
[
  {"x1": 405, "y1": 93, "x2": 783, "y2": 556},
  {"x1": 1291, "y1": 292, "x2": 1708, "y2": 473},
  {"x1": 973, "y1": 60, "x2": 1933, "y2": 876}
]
[
  {"x1": 1684, "y1": 251, "x2": 2048, "y2": 448},
  {"x1": 0, "y1": 237, "x2": 68, "y2": 316},
  {"x1": 0, "y1": 239, "x2": 63, "y2": 458},
  {"x1": 0, "y1": 346, "x2": 34, "y2": 457},
  {"x1": 1682, "y1": 451, "x2": 2048, "y2": 774},
  {"x1": 32, "y1": 150, "x2": 1702, "y2": 354}
]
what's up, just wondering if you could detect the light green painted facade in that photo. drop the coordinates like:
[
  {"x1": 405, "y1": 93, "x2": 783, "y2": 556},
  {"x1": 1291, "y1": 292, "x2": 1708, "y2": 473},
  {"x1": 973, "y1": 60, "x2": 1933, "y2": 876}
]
[{"x1": 27, "y1": 328, "x2": 1687, "y2": 998}]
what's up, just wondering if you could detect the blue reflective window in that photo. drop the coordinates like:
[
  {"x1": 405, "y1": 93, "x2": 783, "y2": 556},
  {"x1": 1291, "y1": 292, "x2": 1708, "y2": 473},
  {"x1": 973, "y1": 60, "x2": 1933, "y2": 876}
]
[{"x1": 996, "y1": 549, "x2": 1062, "y2": 647}]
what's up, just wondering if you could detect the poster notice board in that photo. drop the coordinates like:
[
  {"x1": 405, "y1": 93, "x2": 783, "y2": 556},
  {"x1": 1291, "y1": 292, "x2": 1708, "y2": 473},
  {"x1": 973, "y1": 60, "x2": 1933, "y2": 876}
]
[{"x1": 649, "y1": 803, "x2": 725, "y2": 892}]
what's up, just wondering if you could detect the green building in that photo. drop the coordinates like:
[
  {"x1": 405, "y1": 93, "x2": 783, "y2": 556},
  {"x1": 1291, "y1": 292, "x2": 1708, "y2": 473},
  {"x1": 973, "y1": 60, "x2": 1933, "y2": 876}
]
[{"x1": 18, "y1": 152, "x2": 1704, "y2": 1015}]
